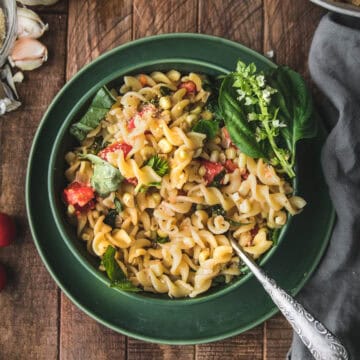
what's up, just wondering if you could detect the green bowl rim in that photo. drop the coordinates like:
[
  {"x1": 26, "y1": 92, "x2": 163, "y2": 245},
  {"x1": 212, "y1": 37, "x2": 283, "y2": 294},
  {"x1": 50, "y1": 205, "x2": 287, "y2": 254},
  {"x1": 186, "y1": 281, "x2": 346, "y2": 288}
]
[{"x1": 26, "y1": 32, "x2": 335, "y2": 343}]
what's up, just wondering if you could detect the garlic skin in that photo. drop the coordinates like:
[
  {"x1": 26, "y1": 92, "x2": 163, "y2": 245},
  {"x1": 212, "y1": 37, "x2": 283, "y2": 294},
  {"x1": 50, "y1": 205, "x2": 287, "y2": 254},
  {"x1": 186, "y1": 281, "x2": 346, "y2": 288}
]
[
  {"x1": 17, "y1": 7, "x2": 48, "y2": 39},
  {"x1": 17, "y1": 0, "x2": 59, "y2": 5},
  {"x1": 9, "y1": 38, "x2": 48, "y2": 71}
]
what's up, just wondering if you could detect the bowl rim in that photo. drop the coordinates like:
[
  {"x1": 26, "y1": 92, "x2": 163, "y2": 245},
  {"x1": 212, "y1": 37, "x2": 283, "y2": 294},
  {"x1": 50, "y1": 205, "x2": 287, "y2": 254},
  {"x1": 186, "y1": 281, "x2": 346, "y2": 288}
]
[
  {"x1": 26, "y1": 32, "x2": 335, "y2": 343},
  {"x1": 310, "y1": 0, "x2": 360, "y2": 17},
  {"x1": 49, "y1": 32, "x2": 292, "y2": 304}
]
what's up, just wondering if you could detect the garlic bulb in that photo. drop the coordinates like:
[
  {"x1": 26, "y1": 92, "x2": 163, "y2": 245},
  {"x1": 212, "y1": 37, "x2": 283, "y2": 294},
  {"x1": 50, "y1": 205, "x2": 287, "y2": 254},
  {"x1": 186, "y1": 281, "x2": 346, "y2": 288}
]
[
  {"x1": 17, "y1": 7, "x2": 48, "y2": 39},
  {"x1": 9, "y1": 38, "x2": 48, "y2": 71},
  {"x1": 17, "y1": 0, "x2": 59, "y2": 5}
]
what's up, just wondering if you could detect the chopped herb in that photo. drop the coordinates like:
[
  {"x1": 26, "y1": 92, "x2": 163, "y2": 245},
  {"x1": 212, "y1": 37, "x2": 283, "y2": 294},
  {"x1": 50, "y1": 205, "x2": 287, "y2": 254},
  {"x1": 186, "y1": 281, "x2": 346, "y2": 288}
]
[
  {"x1": 138, "y1": 181, "x2": 161, "y2": 193},
  {"x1": 145, "y1": 155, "x2": 169, "y2": 177},
  {"x1": 155, "y1": 235, "x2": 170, "y2": 244},
  {"x1": 101, "y1": 246, "x2": 140, "y2": 292},
  {"x1": 209, "y1": 169, "x2": 226, "y2": 187},
  {"x1": 227, "y1": 219, "x2": 250, "y2": 227},
  {"x1": 149, "y1": 97, "x2": 159, "y2": 106},
  {"x1": 88, "y1": 136, "x2": 109, "y2": 155},
  {"x1": 211, "y1": 275, "x2": 226, "y2": 286},
  {"x1": 80, "y1": 154, "x2": 123, "y2": 196},
  {"x1": 104, "y1": 209, "x2": 117, "y2": 228},
  {"x1": 70, "y1": 86, "x2": 116, "y2": 142},
  {"x1": 210, "y1": 204, "x2": 227, "y2": 217},
  {"x1": 160, "y1": 86, "x2": 172, "y2": 96},
  {"x1": 114, "y1": 197, "x2": 123, "y2": 213},
  {"x1": 191, "y1": 119, "x2": 219, "y2": 140}
]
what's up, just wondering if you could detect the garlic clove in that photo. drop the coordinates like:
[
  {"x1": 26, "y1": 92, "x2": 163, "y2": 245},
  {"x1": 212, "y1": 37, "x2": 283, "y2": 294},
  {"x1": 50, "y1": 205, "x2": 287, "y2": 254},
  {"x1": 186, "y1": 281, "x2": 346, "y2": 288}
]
[
  {"x1": 17, "y1": 7, "x2": 48, "y2": 39},
  {"x1": 9, "y1": 38, "x2": 48, "y2": 71},
  {"x1": 17, "y1": 0, "x2": 59, "y2": 5}
]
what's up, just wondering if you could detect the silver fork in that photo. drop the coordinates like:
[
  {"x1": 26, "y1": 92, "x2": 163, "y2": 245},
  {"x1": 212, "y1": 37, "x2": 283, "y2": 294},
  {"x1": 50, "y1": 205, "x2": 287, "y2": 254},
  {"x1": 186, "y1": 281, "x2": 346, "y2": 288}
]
[{"x1": 229, "y1": 234, "x2": 349, "y2": 360}]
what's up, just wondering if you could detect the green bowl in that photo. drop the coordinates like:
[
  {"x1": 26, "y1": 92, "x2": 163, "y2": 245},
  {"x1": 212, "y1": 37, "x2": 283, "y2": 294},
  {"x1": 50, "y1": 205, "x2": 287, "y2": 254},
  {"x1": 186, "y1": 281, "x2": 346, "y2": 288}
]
[
  {"x1": 48, "y1": 60, "x2": 296, "y2": 304},
  {"x1": 27, "y1": 33, "x2": 334, "y2": 343}
]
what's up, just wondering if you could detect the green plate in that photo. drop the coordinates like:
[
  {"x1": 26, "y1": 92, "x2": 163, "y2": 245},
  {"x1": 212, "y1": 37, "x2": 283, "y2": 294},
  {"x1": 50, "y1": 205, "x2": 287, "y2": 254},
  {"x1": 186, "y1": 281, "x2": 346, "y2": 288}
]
[{"x1": 26, "y1": 34, "x2": 335, "y2": 344}]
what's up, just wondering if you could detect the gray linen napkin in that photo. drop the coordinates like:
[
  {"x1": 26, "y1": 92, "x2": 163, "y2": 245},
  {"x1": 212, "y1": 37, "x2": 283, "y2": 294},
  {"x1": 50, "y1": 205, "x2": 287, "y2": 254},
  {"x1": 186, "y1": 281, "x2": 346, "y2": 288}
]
[{"x1": 288, "y1": 13, "x2": 360, "y2": 360}]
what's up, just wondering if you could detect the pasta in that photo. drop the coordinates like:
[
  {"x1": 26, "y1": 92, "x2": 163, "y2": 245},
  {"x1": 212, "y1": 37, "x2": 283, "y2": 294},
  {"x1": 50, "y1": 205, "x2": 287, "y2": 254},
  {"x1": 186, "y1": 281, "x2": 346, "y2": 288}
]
[{"x1": 63, "y1": 70, "x2": 306, "y2": 298}]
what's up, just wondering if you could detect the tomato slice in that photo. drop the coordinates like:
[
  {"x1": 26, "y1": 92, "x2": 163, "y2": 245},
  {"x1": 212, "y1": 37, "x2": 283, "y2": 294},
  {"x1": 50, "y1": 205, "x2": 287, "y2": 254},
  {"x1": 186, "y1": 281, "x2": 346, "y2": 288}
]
[
  {"x1": 126, "y1": 177, "x2": 138, "y2": 186},
  {"x1": 224, "y1": 159, "x2": 238, "y2": 173},
  {"x1": 178, "y1": 81, "x2": 197, "y2": 93},
  {"x1": 98, "y1": 142, "x2": 132, "y2": 161},
  {"x1": 202, "y1": 160, "x2": 225, "y2": 185},
  {"x1": 63, "y1": 182, "x2": 95, "y2": 209},
  {"x1": 127, "y1": 117, "x2": 136, "y2": 130},
  {"x1": 222, "y1": 127, "x2": 235, "y2": 148}
]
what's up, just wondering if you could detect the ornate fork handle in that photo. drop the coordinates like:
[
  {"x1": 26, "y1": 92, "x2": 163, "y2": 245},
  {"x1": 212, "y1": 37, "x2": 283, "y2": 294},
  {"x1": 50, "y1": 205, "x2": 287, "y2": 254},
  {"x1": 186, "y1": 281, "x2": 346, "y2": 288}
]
[{"x1": 230, "y1": 238, "x2": 349, "y2": 360}]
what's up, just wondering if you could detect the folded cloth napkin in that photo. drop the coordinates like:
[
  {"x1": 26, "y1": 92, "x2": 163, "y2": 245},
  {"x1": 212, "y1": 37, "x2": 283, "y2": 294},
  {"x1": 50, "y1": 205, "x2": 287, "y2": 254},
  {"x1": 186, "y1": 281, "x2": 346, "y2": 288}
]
[{"x1": 288, "y1": 12, "x2": 360, "y2": 360}]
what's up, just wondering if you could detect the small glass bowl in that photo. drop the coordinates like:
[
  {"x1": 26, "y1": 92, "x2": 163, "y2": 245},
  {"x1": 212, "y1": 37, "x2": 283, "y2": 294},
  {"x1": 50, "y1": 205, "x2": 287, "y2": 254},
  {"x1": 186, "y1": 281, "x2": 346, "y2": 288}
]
[{"x1": 0, "y1": 0, "x2": 17, "y2": 67}]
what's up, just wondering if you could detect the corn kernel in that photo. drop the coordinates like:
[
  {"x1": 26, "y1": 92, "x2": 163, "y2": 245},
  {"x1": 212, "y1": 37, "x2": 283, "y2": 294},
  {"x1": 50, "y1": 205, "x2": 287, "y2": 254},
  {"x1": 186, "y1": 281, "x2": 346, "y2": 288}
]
[
  {"x1": 238, "y1": 153, "x2": 247, "y2": 170},
  {"x1": 225, "y1": 147, "x2": 237, "y2": 160},
  {"x1": 158, "y1": 138, "x2": 173, "y2": 153},
  {"x1": 219, "y1": 153, "x2": 226, "y2": 164},
  {"x1": 152, "y1": 193, "x2": 161, "y2": 204},
  {"x1": 159, "y1": 96, "x2": 172, "y2": 110},
  {"x1": 185, "y1": 114, "x2": 198, "y2": 126},
  {"x1": 198, "y1": 165, "x2": 206, "y2": 176},
  {"x1": 190, "y1": 105, "x2": 202, "y2": 114},
  {"x1": 67, "y1": 204, "x2": 75, "y2": 215},
  {"x1": 210, "y1": 150, "x2": 220, "y2": 162},
  {"x1": 123, "y1": 192, "x2": 134, "y2": 207},
  {"x1": 201, "y1": 110, "x2": 213, "y2": 120},
  {"x1": 178, "y1": 149, "x2": 188, "y2": 160},
  {"x1": 167, "y1": 70, "x2": 181, "y2": 82},
  {"x1": 214, "y1": 136, "x2": 221, "y2": 145},
  {"x1": 157, "y1": 229, "x2": 168, "y2": 238}
]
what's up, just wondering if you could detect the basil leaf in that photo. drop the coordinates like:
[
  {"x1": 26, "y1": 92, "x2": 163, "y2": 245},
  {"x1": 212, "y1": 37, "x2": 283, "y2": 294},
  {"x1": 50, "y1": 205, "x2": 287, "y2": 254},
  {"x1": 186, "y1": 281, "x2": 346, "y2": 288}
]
[
  {"x1": 160, "y1": 86, "x2": 171, "y2": 96},
  {"x1": 104, "y1": 209, "x2": 117, "y2": 228},
  {"x1": 211, "y1": 275, "x2": 226, "y2": 286},
  {"x1": 210, "y1": 205, "x2": 226, "y2": 217},
  {"x1": 138, "y1": 181, "x2": 161, "y2": 193},
  {"x1": 70, "y1": 86, "x2": 116, "y2": 142},
  {"x1": 219, "y1": 75, "x2": 267, "y2": 159},
  {"x1": 192, "y1": 119, "x2": 219, "y2": 140},
  {"x1": 102, "y1": 246, "x2": 140, "y2": 292},
  {"x1": 266, "y1": 66, "x2": 317, "y2": 164},
  {"x1": 81, "y1": 154, "x2": 123, "y2": 196},
  {"x1": 209, "y1": 169, "x2": 226, "y2": 187},
  {"x1": 114, "y1": 197, "x2": 123, "y2": 213},
  {"x1": 145, "y1": 156, "x2": 169, "y2": 177},
  {"x1": 155, "y1": 235, "x2": 170, "y2": 244}
]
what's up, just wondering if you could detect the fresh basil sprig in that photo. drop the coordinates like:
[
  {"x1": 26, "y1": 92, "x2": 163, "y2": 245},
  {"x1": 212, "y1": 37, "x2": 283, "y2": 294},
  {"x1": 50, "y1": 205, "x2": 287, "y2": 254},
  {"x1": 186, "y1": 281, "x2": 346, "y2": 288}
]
[
  {"x1": 104, "y1": 197, "x2": 123, "y2": 228},
  {"x1": 102, "y1": 246, "x2": 140, "y2": 292},
  {"x1": 219, "y1": 61, "x2": 317, "y2": 178},
  {"x1": 70, "y1": 86, "x2": 116, "y2": 142},
  {"x1": 80, "y1": 154, "x2": 123, "y2": 196}
]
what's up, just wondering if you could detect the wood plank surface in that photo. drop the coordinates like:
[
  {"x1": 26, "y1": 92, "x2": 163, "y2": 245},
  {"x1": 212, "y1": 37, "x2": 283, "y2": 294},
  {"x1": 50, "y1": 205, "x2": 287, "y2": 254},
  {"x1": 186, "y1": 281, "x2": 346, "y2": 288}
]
[
  {"x1": 0, "y1": 14, "x2": 67, "y2": 360},
  {"x1": 199, "y1": 0, "x2": 263, "y2": 52}
]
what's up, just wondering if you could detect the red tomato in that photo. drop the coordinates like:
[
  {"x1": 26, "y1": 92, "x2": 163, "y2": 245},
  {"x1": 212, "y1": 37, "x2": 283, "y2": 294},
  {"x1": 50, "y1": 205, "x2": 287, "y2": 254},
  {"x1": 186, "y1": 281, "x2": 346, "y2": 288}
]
[
  {"x1": 0, "y1": 213, "x2": 16, "y2": 247},
  {"x1": 0, "y1": 264, "x2": 6, "y2": 291},
  {"x1": 98, "y1": 142, "x2": 132, "y2": 161},
  {"x1": 202, "y1": 160, "x2": 225, "y2": 184},
  {"x1": 138, "y1": 74, "x2": 147, "y2": 87},
  {"x1": 224, "y1": 160, "x2": 238, "y2": 173},
  {"x1": 222, "y1": 127, "x2": 234, "y2": 148},
  {"x1": 250, "y1": 226, "x2": 259, "y2": 238},
  {"x1": 126, "y1": 177, "x2": 138, "y2": 186},
  {"x1": 178, "y1": 81, "x2": 197, "y2": 93},
  {"x1": 241, "y1": 170, "x2": 250, "y2": 180},
  {"x1": 63, "y1": 182, "x2": 95, "y2": 209},
  {"x1": 127, "y1": 117, "x2": 136, "y2": 130}
]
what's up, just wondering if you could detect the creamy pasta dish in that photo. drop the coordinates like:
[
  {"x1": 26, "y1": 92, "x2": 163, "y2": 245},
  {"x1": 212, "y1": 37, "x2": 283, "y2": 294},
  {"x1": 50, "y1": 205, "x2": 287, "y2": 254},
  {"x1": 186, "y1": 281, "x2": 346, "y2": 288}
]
[{"x1": 63, "y1": 70, "x2": 306, "y2": 298}]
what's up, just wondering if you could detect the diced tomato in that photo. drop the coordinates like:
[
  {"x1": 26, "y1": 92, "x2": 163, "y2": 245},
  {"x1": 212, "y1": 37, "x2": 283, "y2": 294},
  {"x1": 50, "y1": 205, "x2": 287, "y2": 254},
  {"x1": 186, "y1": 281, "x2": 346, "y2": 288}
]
[
  {"x1": 241, "y1": 170, "x2": 249, "y2": 180},
  {"x1": 250, "y1": 226, "x2": 259, "y2": 238},
  {"x1": 127, "y1": 117, "x2": 136, "y2": 130},
  {"x1": 178, "y1": 81, "x2": 197, "y2": 94},
  {"x1": 138, "y1": 74, "x2": 147, "y2": 87},
  {"x1": 63, "y1": 182, "x2": 95, "y2": 213},
  {"x1": 224, "y1": 160, "x2": 238, "y2": 173},
  {"x1": 98, "y1": 142, "x2": 132, "y2": 161},
  {"x1": 126, "y1": 177, "x2": 138, "y2": 186},
  {"x1": 202, "y1": 160, "x2": 225, "y2": 185},
  {"x1": 222, "y1": 127, "x2": 234, "y2": 148}
]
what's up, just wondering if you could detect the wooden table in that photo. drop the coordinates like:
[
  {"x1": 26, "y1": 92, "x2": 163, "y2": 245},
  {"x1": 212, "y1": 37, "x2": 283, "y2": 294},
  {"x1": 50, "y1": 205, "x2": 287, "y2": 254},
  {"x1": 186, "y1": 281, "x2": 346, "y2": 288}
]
[{"x1": 0, "y1": 1, "x2": 325, "y2": 359}]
